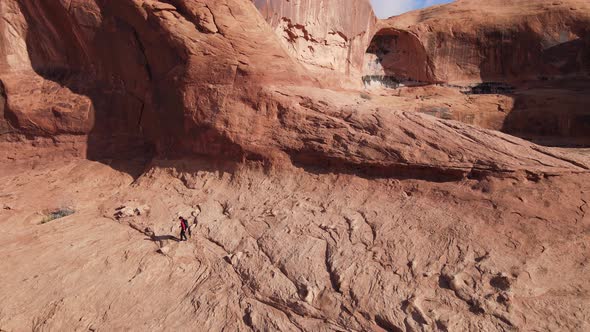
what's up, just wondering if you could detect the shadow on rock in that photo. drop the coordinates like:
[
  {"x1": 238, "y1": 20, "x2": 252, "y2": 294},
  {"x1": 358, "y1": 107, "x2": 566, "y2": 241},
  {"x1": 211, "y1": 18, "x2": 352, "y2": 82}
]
[{"x1": 14, "y1": 0, "x2": 166, "y2": 176}]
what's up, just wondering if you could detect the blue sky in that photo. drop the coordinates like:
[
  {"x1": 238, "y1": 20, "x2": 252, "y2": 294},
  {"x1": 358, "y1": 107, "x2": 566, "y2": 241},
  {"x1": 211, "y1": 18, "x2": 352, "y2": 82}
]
[{"x1": 370, "y1": 0, "x2": 454, "y2": 18}]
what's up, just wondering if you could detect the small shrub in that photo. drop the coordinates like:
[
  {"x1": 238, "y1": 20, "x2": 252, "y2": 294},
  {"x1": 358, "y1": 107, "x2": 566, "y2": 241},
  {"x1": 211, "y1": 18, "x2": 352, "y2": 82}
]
[
  {"x1": 360, "y1": 92, "x2": 372, "y2": 100},
  {"x1": 40, "y1": 208, "x2": 75, "y2": 224}
]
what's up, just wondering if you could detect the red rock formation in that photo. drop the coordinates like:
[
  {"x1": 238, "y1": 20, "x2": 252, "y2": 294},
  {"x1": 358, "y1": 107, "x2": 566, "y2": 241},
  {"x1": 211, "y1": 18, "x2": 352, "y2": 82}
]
[
  {"x1": 1, "y1": 0, "x2": 588, "y2": 175},
  {"x1": 254, "y1": 0, "x2": 377, "y2": 86},
  {"x1": 0, "y1": 1, "x2": 590, "y2": 331},
  {"x1": 362, "y1": 0, "x2": 590, "y2": 143},
  {"x1": 0, "y1": 0, "x2": 312, "y2": 159},
  {"x1": 367, "y1": 0, "x2": 590, "y2": 85}
]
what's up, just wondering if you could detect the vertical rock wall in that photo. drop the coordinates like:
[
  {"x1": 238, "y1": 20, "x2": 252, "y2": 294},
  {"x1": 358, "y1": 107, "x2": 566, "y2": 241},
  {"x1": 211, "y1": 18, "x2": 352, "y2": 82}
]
[{"x1": 254, "y1": 0, "x2": 377, "y2": 86}]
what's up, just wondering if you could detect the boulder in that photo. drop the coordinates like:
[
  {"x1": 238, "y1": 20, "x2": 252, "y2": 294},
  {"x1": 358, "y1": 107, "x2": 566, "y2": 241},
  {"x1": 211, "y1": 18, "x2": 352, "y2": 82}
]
[{"x1": 114, "y1": 203, "x2": 150, "y2": 219}]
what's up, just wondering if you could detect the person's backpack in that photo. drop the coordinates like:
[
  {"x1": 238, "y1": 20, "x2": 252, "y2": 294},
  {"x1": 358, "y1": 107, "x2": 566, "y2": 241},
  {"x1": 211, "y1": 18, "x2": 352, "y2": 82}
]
[{"x1": 182, "y1": 218, "x2": 189, "y2": 230}]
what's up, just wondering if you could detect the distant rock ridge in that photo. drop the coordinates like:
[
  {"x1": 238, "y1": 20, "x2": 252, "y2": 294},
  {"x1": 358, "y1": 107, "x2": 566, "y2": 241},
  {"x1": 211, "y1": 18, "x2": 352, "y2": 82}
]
[{"x1": 366, "y1": 0, "x2": 590, "y2": 85}]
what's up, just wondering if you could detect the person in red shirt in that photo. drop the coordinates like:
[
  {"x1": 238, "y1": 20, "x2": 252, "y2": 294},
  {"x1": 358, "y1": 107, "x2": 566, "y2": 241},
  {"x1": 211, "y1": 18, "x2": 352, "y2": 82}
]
[{"x1": 179, "y1": 216, "x2": 188, "y2": 241}]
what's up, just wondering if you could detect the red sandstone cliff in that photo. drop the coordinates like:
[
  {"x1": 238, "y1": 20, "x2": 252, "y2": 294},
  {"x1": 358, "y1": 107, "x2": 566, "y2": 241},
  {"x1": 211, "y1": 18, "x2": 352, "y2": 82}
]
[
  {"x1": 368, "y1": 0, "x2": 590, "y2": 85},
  {"x1": 0, "y1": 0, "x2": 312, "y2": 159},
  {"x1": 1, "y1": 0, "x2": 588, "y2": 175},
  {"x1": 1, "y1": 1, "x2": 590, "y2": 331},
  {"x1": 254, "y1": 0, "x2": 377, "y2": 86}
]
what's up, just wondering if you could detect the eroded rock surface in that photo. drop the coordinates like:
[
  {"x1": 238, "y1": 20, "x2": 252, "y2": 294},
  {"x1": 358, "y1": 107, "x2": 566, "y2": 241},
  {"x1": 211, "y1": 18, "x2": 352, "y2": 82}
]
[
  {"x1": 367, "y1": 0, "x2": 590, "y2": 85},
  {"x1": 1, "y1": 158, "x2": 589, "y2": 331},
  {"x1": 254, "y1": 0, "x2": 377, "y2": 86},
  {"x1": 0, "y1": 0, "x2": 589, "y2": 331},
  {"x1": 0, "y1": 0, "x2": 312, "y2": 159},
  {"x1": 2, "y1": 0, "x2": 588, "y2": 176},
  {"x1": 362, "y1": 0, "x2": 590, "y2": 143}
]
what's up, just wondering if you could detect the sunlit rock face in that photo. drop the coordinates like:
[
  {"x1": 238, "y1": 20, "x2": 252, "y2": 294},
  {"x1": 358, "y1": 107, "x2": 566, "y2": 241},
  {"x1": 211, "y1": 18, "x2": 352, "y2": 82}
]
[
  {"x1": 365, "y1": 0, "x2": 590, "y2": 86},
  {"x1": 253, "y1": 0, "x2": 377, "y2": 86}
]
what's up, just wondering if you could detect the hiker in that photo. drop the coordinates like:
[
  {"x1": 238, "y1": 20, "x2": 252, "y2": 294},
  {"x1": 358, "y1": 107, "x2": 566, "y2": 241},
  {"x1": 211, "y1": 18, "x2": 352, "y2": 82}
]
[{"x1": 179, "y1": 216, "x2": 188, "y2": 241}]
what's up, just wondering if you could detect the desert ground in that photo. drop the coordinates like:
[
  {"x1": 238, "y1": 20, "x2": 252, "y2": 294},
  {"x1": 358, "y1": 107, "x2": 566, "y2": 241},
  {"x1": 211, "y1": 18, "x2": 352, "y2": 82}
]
[{"x1": 1, "y1": 0, "x2": 589, "y2": 331}]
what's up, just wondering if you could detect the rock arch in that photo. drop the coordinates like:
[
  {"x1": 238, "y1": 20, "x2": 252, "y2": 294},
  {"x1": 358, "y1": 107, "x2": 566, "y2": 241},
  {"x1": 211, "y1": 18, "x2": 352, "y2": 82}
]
[{"x1": 363, "y1": 28, "x2": 434, "y2": 88}]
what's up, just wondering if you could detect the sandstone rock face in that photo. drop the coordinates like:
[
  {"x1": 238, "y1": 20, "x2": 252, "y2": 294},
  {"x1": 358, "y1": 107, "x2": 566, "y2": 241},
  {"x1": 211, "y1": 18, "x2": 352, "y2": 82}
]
[
  {"x1": 1, "y1": 0, "x2": 590, "y2": 331},
  {"x1": 0, "y1": 0, "x2": 311, "y2": 159},
  {"x1": 362, "y1": 0, "x2": 590, "y2": 144},
  {"x1": 364, "y1": 82, "x2": 590, "y2": 144},
  {"x1": 254, "y1": 0, "x2": 377, "y2": 85},
  {"x1": 2, "y1": 0, "x2": 587, "y2": 176},
  {"x1": 366, "y1": 0, "x2": 590, "y2": 85}
]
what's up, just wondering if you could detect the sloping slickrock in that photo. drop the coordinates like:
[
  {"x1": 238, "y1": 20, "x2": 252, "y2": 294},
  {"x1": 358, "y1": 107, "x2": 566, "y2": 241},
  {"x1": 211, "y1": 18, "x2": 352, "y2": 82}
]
[{"x1": 1, "y1": 156, "x2": 589, "y2": 331}]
